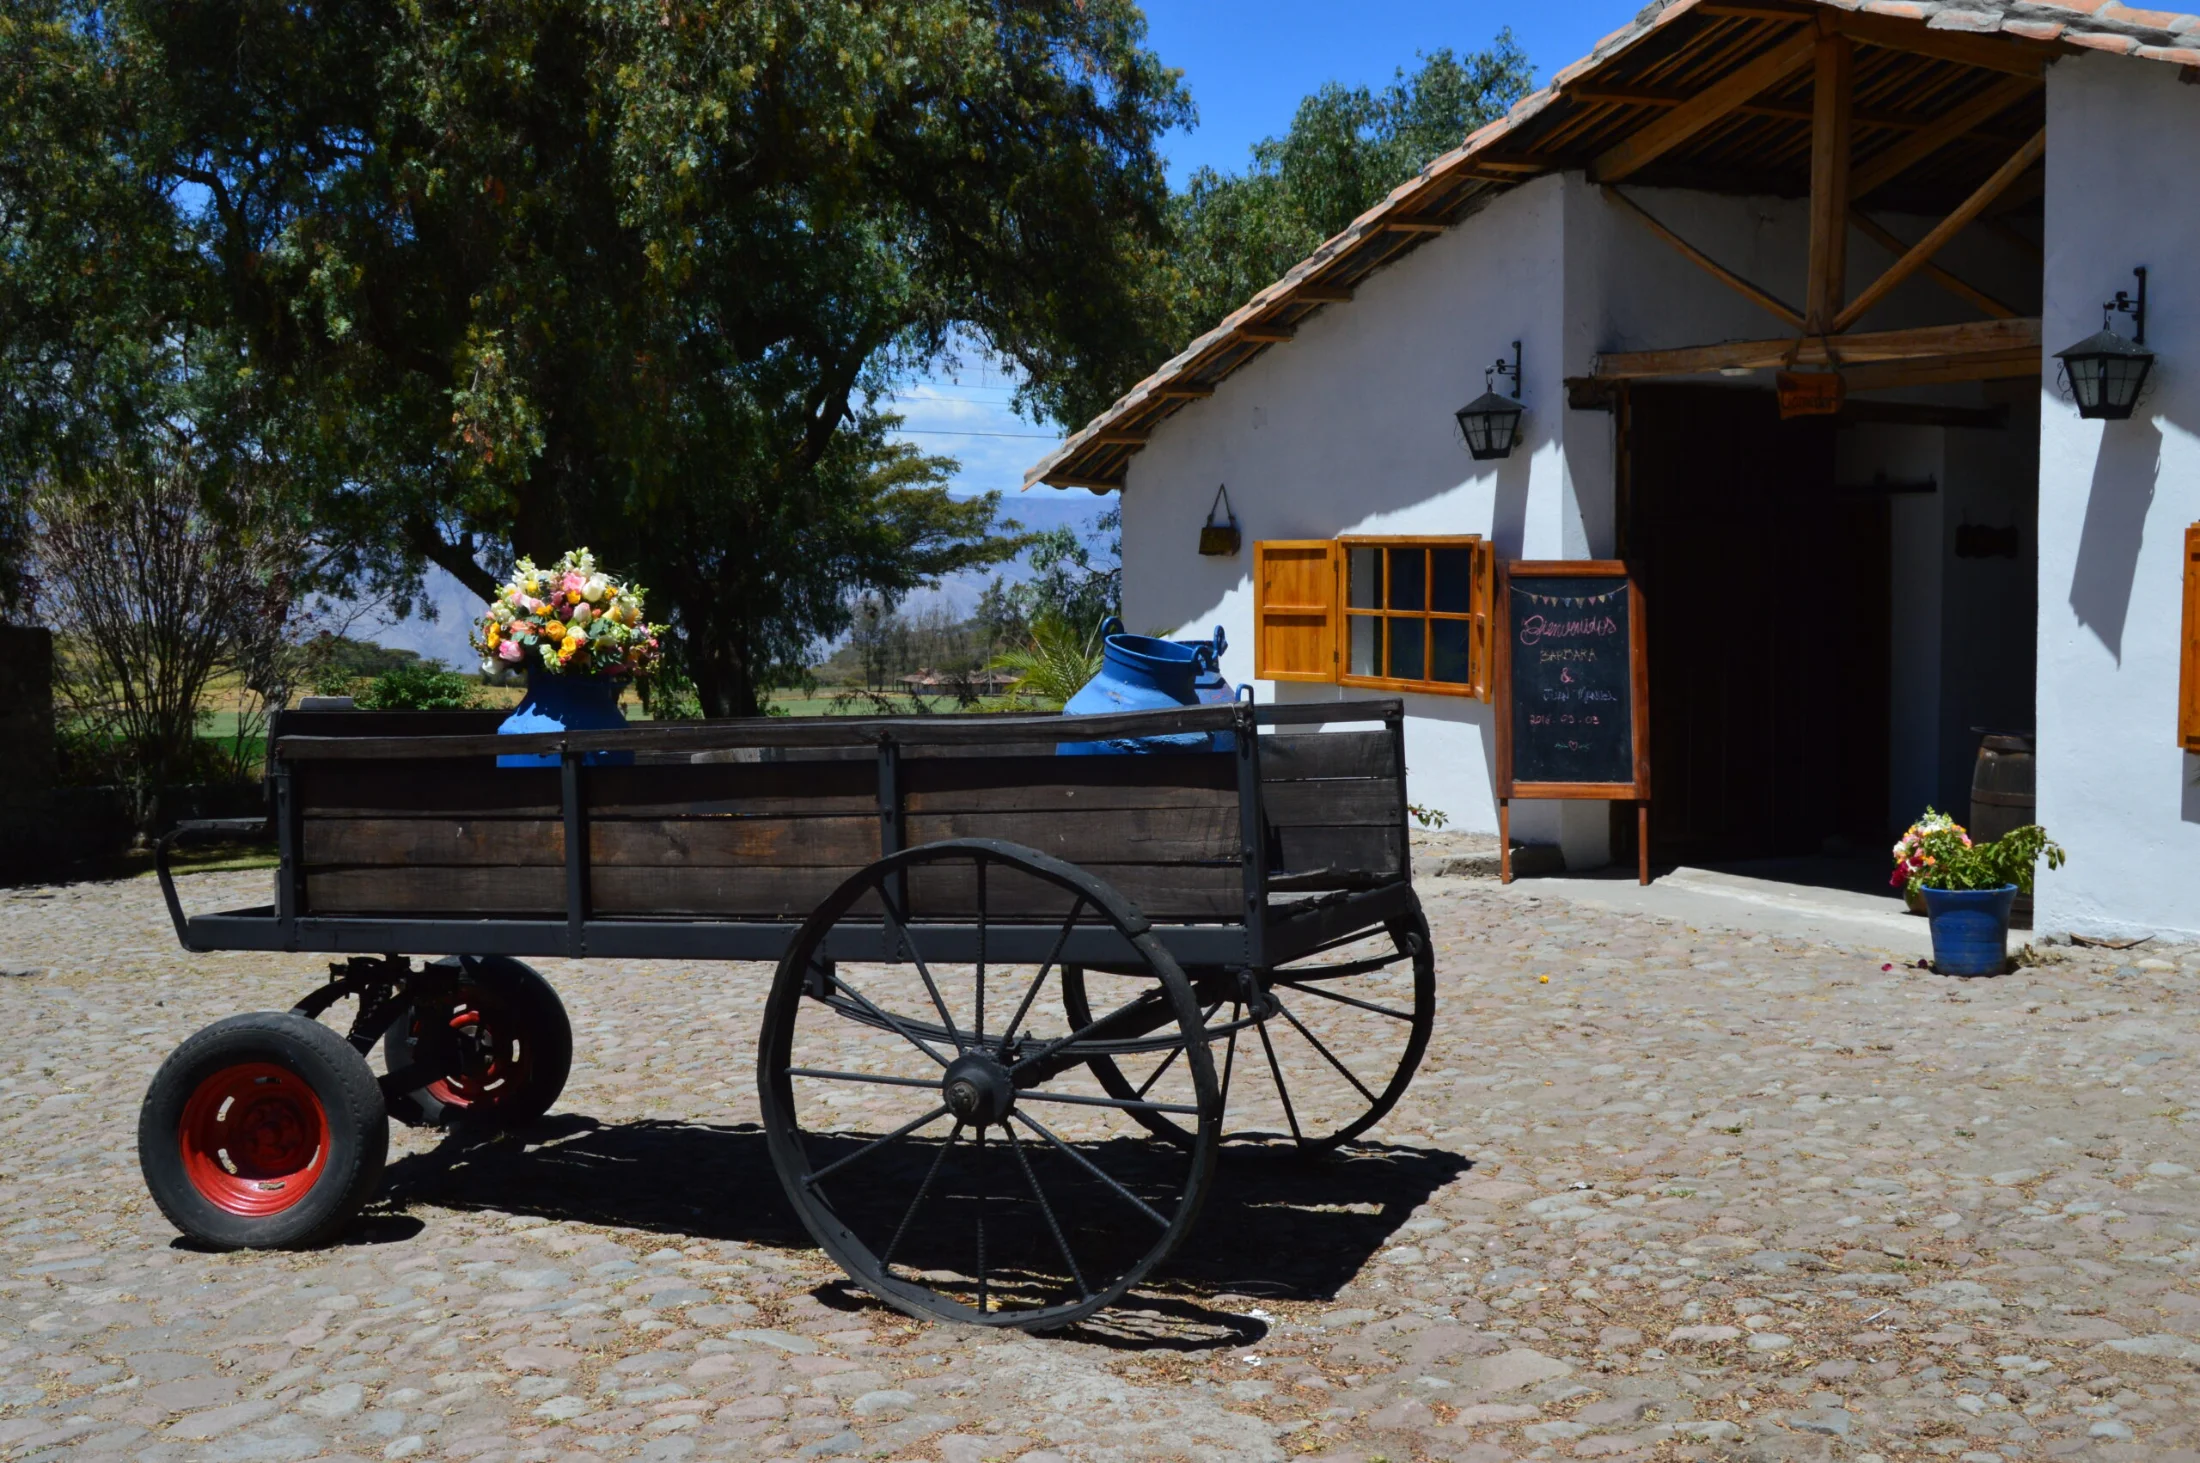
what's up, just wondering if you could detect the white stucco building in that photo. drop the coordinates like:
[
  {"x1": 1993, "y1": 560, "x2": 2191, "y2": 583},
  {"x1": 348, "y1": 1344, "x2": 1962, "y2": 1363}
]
[{"x1": 1029, "y1": 0, "x2": 2200, "y2": 940}]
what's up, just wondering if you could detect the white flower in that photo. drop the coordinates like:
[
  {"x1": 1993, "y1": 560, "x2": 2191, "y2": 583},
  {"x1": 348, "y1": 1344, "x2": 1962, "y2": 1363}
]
[{"x1": 582, "y1": 575, "x2": 609, "y2": 603}]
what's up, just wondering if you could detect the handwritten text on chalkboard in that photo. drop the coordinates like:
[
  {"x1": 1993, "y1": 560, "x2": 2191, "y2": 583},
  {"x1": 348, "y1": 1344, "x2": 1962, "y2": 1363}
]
[{"x1": 1507, "y1": 576, "x2": 1635, "y2": 786}]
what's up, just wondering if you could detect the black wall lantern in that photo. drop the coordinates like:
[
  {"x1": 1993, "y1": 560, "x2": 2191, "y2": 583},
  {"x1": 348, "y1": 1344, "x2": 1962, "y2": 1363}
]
[
  {"x1": 2054, "y1": 267, "x2": 2155, "y2": 421},
  {"x1": 1455, "y1": 340, "x2": 1525, "y2": 460}
]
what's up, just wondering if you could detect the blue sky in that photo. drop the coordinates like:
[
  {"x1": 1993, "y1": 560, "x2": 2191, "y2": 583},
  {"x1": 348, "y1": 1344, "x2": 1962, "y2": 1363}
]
[{"x1": 893, "y1": 0, "x2": 1646, "y2": 509}]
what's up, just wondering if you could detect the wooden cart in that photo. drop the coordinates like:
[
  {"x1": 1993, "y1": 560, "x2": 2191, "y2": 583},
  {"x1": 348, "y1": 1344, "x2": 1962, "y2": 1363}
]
[{"x1": 146, "y1": 699, "x2": 1433, "y2": 1330}]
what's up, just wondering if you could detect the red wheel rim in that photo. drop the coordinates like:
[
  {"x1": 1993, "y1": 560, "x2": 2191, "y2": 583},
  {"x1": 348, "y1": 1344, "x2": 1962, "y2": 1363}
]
[
  {"x1": 416, "y1": 986, "x2": 529, "y2": 1111},
  {"x1": 178, "y1": 1062, "x2": 330, "y2": 1217}
]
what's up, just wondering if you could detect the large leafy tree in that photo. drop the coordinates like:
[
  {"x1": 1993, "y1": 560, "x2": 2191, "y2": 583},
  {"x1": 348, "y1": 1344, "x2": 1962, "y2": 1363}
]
[
  {"x1": 1167, "y1": 37, "x2": 1534, "y2": 342},
  {"x1": 9, "y1": 0, "x2": 1188, "y2": 714}
]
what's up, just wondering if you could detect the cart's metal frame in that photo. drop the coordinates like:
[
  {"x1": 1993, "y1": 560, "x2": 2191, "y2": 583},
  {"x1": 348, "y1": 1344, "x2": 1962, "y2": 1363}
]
[{"x1": 156, "y1": 699, "x2": 1414, "y2": 974}]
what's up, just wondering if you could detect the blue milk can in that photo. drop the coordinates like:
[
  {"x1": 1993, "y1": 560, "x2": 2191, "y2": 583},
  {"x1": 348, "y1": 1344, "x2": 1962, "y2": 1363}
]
[
  {"x1": 1174, "y1": 625, "x2": 1236, "y2": 706},
  {"x1": 1059, "y1": 621, "x2": 1223, "y2": 755}
]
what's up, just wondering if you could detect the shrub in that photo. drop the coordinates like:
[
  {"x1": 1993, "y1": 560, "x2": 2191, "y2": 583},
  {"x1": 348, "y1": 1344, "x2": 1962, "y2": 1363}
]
[{"x1": 354, "y1": 662, "x2": 483, "y2": 711}]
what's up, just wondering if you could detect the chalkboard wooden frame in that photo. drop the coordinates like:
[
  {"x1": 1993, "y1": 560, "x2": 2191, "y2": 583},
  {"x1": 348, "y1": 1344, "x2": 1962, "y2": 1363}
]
[{"x1": 1494, "y1": 559, "x2": 1650, "y2": 883}]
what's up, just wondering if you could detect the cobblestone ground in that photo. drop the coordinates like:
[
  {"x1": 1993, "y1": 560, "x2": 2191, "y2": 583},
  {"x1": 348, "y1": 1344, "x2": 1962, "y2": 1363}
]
[{"x1": 5, "y1": 866, "x2": 2200, "y2": 1463}]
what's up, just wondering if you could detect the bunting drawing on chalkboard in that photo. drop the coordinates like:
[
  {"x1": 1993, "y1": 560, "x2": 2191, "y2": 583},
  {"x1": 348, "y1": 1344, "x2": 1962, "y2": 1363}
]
[{"x1": 1515, "y1": 586, "x2": 1628, "y2": 609}]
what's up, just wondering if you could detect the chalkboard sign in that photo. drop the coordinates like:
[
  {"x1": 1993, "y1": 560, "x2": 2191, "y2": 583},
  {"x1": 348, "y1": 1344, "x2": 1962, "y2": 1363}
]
[{"x1": 1496, "y1": 561, "x2": 1648, "y2": 798}]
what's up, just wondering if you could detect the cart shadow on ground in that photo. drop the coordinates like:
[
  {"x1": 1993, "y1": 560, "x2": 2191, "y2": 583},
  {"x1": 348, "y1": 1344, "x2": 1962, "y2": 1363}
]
[{"x1": 369, "y1": 1114, "x2": 1469, "y2": 1350}]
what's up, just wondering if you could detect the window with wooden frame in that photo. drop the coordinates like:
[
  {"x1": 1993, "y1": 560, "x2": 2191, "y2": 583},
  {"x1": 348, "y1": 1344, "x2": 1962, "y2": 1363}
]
[
  {"x1": 1253, "y1": 536, "x2": 1495, "y2": 699},
  {"x1": 2182, "y1": 522, "x2": 2200, "y2": 752}
]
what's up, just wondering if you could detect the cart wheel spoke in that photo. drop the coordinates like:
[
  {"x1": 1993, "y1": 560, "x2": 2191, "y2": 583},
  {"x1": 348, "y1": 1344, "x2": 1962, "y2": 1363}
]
[
  {"x1": 876, "y1": 891, "x2": 964, "y2": 1054},
  {"x1": 882, "y1": 1121, "x2": 962, "y2": 1269},
  {"x1": 1254, "y1": 1011, "x2": 1306, "y2": 1144},
  {"x1": 1012, "y1": 1111, "x2": 1171, "y2": 1229},
  {"x1": 1269, "y1": 977, "x2": 1418, "y2": 1022},
  {"x1": 1006, "y1": 1124, "x2": 1089, "y2": 1301},
  {"x1": 1272, "y1": 996, "x2": 1379, "y2": 1105},
  {"x1": 815, "y1": 968, "x2": 955, "y2": 1069},
  {"x1": 803, "y1": 1104, "x2": 952, "y2": 1190},
  {"x1": 1001, "y1": 898, "x2": 1085, "y2": 1043}
]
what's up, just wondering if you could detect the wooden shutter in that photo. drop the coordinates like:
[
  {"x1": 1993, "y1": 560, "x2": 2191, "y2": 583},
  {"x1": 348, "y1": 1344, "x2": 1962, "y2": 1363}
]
[
  {"x1": 1468, "y1": 538, "x2": 1497, "y2": 702},
  {"x1": 2183, "y1": 523, "x2": 2200, "y2": 750},
  {"x1": 1253, "y1": 540, "x2": 1339, "y2": 682}
]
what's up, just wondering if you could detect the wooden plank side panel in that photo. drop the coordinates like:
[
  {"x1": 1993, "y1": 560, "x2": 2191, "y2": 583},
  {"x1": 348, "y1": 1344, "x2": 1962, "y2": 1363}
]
[
  {"x1": 589, "y1": 760, "x2": 877, "y2": 818},
  {"x1": 297, "y1": 762, "x2": 559, "y2": 818},
  {"x1": 1254, "y1": 540, "x2": 1339, "y2": 682},
  {"x1": 1257, "y1": 731, "x2": 1399, "y2": 782},
  {"x1": 593, "y1": 866, "x2": 871, "y2": 919},
  {"x1": 308, "y1": 867, "x2": 565, "y2": 915},
  {"x1": 905, "y1": 863, "x2": 1241, "y2": 922},
  {"x1": 902, "y1": 753, "x2": 1236, "y2": 813},
  {"x1": 1268, "y1": 825, "x2": 1406, "y2": 887},
  {"x1": 1259, "y1": 780, "x2": 1402, "y2": 827},
  {"x1": 904, "y1": 806, "x2": 1238, "y2": 864},
  {"x1": 305, "y1": 818, "x2": 563, "y2": 868},
  {"x1": 2184, "y1": 522, "x2": 2200, "y2": 751},
  {"x1": 590, "y1": 817, "x2": 880, "y2": 868}
]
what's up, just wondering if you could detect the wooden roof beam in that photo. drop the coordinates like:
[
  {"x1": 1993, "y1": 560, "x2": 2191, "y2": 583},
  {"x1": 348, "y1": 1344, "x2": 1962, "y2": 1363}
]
[
  {"x1": 1236, "y1": 324, "x2": 1296, "y2": 343},
  {"x1": 1833, "y1": 126, "x2": 2044, "y2": 332},
  {"x1": 1569, "y1": 85, "x2": 2027, "y2": 140},
  {"x1": 1089, "y1": 431, "x2": 1149, "y2": 446},
  {"x1": 1849, "y1": 210, "x2": 2017, "y2": 320},
  {"x1": 1822, "y1": 10, "x2": 2053, "y2": 78},
  {"x1": 1850, "y1": 74, "x2": 2040, "y2": 198},
  {"x1": 1594, "y1": 316, "x2": 2040, "y2": 377},
  {"x1": 1603, "y1": 186, "x2": 1803, "y2": 328},
  {"x1": 1152, "y1": 384, "x2": 1216, "y2": 398},
  {"x1": 1590, "y1": 26, "x2": 1821, "y2": 183},
  {"x1": 1381, "y1": 219, "x2": 1448, "y2": 234},
  {"x1": 1036, "y1": 475, "x2": 1125, "y2": 493}
]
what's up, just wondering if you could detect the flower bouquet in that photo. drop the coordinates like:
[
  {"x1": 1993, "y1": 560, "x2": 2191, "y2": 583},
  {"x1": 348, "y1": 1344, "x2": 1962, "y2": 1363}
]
[
  {"x1": 473, "y1": 548, "x2": 661, "y2": 679},
  {"x1": 473, "y1": 549, "x2": 662, "y2": 767}
]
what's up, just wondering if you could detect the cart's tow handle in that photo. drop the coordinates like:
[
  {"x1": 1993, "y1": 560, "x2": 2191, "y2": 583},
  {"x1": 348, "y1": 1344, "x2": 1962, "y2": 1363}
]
[{"x1": 156, "y1": 817, "x2": 273, "y2": 953}]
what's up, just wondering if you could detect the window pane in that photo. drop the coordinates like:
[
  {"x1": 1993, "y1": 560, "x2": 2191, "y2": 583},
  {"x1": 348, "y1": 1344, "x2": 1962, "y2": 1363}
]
[
  {"x1": 1387, "y1": 617, "x2": 1425, "y2": 681},
  {"x1": 1348, "y1": 614, "x2": 1378, "y2": 676},
  {"x1": 1346, "y1": 547, "x2": 1381, "y2": 610},
  {"x1": 1430, "y1": 547, "x2": 1472, "y2": 614},
  {"x1": 1432, "y1": 619, "x2": 1472, "y2": 683},
  {"x1": 1387, "y1": 548, "x2": 1426, "y2": 611}
]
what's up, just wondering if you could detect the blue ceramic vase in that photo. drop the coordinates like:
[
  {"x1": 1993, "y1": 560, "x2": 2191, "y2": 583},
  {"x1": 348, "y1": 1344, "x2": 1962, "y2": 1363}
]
[
  {"x1": 1060, "y1": 624, "x2": 1221, "y2": 755},
  {"x1": 1921, "y1": 884, "x2": 2018, "y2": 976},
  {"x1": 497, "y1": 670, "x2": 634, "y2": 768}
]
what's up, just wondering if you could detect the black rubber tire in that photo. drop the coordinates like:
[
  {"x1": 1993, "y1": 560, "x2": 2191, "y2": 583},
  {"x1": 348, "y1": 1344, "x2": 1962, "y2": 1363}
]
[
  {"x1": 139, "y1": 1011, "x2": 388, "y2": 1250},
  {"x1": 380, "y1": 956, "x2": 572, "y2": 1129}
]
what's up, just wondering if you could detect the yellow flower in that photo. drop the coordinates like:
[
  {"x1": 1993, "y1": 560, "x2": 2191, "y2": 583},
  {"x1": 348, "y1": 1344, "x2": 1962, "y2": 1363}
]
[{"x1": 543, "y1": 620, "x2": 566, "y2": 641}]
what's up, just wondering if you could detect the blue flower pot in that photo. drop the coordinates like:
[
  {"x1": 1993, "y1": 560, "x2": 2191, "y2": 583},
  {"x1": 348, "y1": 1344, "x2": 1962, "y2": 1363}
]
[
  {"x1": 498, "y1": 670, "x2": 633, "y2": 768},
  {"x1": 1059, "y1": 625, "x2": 1223, "y2": 756},
  {"x1": 1921, "y1": 884, "x2": 2019, "y2": 976}
]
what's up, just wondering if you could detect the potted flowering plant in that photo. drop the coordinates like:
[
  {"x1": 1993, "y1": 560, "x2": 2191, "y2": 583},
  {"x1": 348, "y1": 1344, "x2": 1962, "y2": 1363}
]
[
  {"x1": 473, "y1": 549, "x2": 662, "y2": 767},
  {"x1": 1896, "y1": 810, "x2": 2066, "y2": 976}
]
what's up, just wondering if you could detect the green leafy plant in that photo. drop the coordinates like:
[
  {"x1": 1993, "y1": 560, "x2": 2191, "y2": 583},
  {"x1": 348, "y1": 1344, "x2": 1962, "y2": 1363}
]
[
  {"x1": 354, "y1": 662, "x2": 483, "y2": 712},
  {"x1": 1908, "y1": 821, "x2": 2066, "y2": 894},
  {"x1": 1408, "y1": 803, "x2": 1449, "y2": 830},
  {"x1": 991, "y1": 616, "x2": 1104, "y2": 710}
]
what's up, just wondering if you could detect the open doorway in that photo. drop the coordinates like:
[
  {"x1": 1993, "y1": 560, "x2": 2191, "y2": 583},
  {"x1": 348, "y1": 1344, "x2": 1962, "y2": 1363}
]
[{"x1": 1624, "y1": 384, "x2": 1893, "y2": 870}]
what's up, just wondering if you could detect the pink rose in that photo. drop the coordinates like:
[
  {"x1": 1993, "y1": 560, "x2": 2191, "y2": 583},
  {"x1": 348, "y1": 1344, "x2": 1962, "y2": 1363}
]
[
  {"x1": 497, "y1": 640, "x2": 523, "y2": 661},
  {"x1": 561, "y1": 572, "x2": 585, "y2": 596}
]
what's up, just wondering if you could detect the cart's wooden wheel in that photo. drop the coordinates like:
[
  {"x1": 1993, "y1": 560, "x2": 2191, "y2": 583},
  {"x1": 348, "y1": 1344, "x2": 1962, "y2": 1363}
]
[
  {"x1": 759, "y1": 839, "x2": 1219, "y2": 1332},
  {"x1": 1064, "y1": 905, "x2": 1434, "y2": 1153}
]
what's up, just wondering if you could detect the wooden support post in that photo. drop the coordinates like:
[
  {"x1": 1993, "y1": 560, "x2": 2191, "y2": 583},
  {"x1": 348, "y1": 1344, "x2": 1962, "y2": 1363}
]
[
  {"x1": 1500, "y1": 799, "x2": 1512, "y2": 884},
  {"x1": 1806, "y1": 32, "x2": 1853, "y2": 335},
  {"x1": 1849, "y1": 210, "x2": 2018, "y2": 320},
  {"x1": 1638, "y1": 802, "x2": 1650, "y2": 886}
]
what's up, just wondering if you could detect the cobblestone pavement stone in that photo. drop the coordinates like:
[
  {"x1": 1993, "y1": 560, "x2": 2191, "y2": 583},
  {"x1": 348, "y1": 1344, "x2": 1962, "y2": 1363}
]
[{"x1": 5, "y1": 866, "x2": 2200, "y2": 1463}]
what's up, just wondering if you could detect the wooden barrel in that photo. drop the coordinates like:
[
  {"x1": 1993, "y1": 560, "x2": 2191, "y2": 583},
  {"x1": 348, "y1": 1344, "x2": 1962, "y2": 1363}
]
[{"x1": 1970, "y1": 734, "x2": 2035, "y2": 844}]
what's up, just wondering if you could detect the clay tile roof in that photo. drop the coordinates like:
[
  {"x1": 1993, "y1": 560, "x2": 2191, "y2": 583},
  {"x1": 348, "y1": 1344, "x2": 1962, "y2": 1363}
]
[{"x1": 1027, "y1": 0, "x2": 2195, "y2": 492}]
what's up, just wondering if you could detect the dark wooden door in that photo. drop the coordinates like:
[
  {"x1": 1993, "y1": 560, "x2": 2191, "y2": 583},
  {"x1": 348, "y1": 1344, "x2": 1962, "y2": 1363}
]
[{"x1": 1626, "y1": 385, "x2": 1890, "y2": 864}]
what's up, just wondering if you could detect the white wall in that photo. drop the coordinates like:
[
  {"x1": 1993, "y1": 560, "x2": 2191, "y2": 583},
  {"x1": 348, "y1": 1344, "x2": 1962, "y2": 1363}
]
[
  {"x1": 2036, "y1": 53, "x2": 2200, "y2": 939},
  {"x1": 1122, "y1": 175, "x2": 1573, "y2": 848},
  {"x1": 1118, "y1": 156, "x2": 2048, "y2": 872}
]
